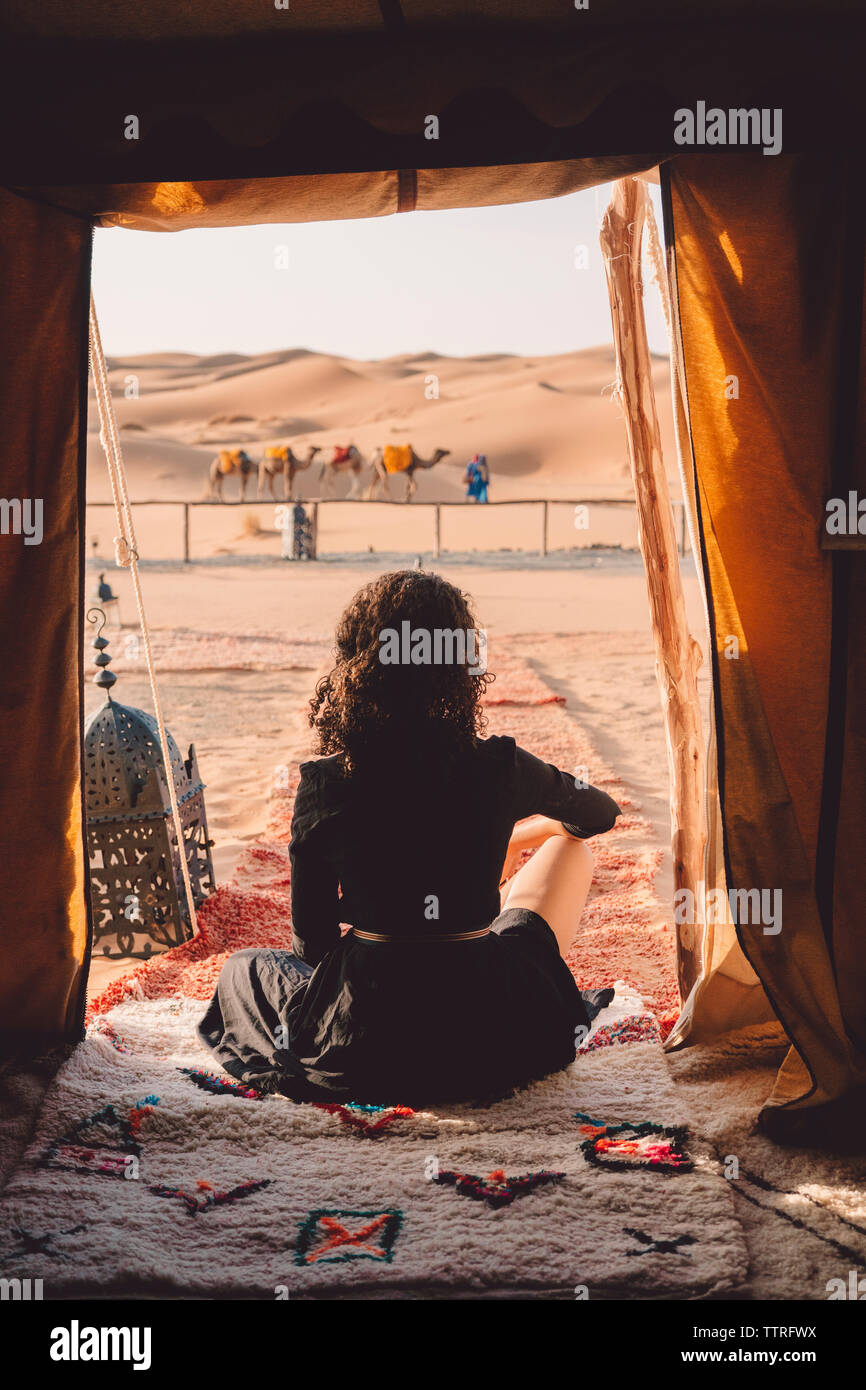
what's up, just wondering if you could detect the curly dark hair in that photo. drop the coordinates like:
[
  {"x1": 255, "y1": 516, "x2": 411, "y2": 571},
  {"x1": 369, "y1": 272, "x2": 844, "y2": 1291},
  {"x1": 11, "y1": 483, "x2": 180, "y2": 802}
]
[{"x1": 309, "y1": 570, "x2": 494, "y2": 774}]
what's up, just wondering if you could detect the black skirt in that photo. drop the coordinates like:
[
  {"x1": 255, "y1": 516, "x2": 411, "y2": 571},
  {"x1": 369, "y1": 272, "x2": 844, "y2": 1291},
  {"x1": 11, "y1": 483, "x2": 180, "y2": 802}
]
[{"x1": 198, "y1": 907, "x2": 610, "y2": 1106}]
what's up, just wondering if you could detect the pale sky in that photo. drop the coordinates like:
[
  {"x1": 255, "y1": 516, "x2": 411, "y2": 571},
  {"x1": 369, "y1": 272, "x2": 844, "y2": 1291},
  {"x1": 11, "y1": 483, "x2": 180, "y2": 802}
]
[{"x1": 92, "y1": 183, "x2": 669, "y2": 362}]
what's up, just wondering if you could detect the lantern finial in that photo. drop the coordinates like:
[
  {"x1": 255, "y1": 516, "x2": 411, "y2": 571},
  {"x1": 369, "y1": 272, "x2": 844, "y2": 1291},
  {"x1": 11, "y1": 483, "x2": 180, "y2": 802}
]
[{"x1": 86, "y1": 606, "x2": 117, "y2": 694}]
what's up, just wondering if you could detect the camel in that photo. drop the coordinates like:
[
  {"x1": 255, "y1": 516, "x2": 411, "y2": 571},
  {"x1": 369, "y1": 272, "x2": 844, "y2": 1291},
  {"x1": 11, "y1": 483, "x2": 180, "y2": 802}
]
[
  {"x1": 208, "y1": 448, "x2": 255, "y2": 501},
  {"x1": 318, "y1": 444, "x2": 366, "y2": 498},
  {"x1": 366, "y1": 445, "x2": 451, "y2": 502},
  {"x1": 258, "y1": 443, "x2": 320, "y2": 500}
]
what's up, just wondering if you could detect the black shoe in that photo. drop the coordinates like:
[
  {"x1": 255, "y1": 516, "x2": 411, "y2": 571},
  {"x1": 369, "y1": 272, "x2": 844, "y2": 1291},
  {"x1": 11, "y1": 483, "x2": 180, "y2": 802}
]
[{"x1": 580, "y1": 987, "x2": 616, "y2": 1023}]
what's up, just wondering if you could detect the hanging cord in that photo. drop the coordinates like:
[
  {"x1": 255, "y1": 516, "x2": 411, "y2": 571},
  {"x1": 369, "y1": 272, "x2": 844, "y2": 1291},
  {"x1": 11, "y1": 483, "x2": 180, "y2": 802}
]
[
  {"x1": 644, "y1": 188, "x2": 673, "y2": 341},
  {"x1": 88, "y1": 295, "x2": 198, "y2": 936},
  {"x1": 641, "y1": 180, "x2": 705, "y2": 575}
]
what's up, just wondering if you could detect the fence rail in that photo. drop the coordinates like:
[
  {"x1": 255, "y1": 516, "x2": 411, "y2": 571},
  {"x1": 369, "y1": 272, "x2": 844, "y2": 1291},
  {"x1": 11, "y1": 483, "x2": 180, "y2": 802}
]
[{"x1": 85, "y1": 496, "x2": 690, "y2": 562}]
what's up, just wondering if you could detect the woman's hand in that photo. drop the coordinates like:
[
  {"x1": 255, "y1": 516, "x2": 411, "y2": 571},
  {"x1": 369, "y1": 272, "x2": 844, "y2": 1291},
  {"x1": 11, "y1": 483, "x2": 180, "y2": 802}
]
[
  {"x1": 499, "y1": 841, "x2": 524, "y2": 886},
  {"x1": 499, "y1": 816, "x2": 569, "y2": 886}
]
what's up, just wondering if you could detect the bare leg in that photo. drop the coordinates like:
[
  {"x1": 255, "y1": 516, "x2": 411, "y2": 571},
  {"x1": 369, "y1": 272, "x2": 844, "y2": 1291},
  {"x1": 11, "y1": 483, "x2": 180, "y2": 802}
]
[{"x1": 499, "y1": 819, "x2": 594, "y2": 958}]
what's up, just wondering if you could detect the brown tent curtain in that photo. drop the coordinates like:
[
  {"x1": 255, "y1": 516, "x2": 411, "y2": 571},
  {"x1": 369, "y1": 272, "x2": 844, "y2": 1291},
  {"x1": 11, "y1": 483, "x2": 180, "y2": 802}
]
[
  {"x1": 662, "y1": 331, "x2": 777, "y2": 1051},
  {"x1": 0, "y1": 188, "x2": 92, "y2": 1047},
  {"x1": 663, "y1": 154, "x2": 866, "y2": 1142}
]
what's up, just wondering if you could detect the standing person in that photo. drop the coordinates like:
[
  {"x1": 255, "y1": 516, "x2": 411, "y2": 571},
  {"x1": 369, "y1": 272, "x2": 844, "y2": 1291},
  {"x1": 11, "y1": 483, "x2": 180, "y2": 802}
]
[
  {"x1": 464, "y1": 452, "x2": 490, "y2": 503},
  {"x1": 464, "y1": 454, "x2": 481, "y2": 501},
  {"x1": 199, "y1": 570, "x2": 620, "y2": 1105},
  {"x1": 474, "y1": 452, "x2": 490, "y2": 503}
]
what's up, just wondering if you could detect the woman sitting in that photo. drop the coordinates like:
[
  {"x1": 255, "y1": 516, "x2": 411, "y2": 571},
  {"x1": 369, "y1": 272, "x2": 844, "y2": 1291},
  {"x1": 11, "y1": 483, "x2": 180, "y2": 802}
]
[{"x1": 199, "y1": 570, "x2": 620, "y2": 1104}]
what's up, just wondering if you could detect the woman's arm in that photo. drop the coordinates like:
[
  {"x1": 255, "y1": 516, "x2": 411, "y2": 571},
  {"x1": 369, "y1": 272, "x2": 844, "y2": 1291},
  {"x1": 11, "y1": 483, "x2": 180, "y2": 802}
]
[
  {"x1": 510, "y1": 742, "x2": 621, "y2": 838},
  {"x1": 289, "y1": 765, "x2": 342, "y2": 967}
]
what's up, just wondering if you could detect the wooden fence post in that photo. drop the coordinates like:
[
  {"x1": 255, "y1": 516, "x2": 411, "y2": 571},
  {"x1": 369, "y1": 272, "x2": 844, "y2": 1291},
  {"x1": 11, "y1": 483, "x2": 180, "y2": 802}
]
[
  {"x1": 309, "y1": 501, "x2": 319, "y2": 559},
  {"x1": 540, "y1": 499, "x2": 549, "y2": 557},
  {"x1": 183, "y1": 503, "x2": 190, "y2": 563},
  {"x1": 601, "y1": 177, "x2": 706, "y2": 1004},
  {"x1": 433, "y1": 503, "x2": 441, "y2": 559}
]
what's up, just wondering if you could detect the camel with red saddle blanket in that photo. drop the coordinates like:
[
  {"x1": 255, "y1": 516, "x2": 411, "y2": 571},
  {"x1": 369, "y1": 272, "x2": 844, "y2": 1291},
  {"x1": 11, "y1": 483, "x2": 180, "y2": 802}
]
[
  {"x1": 367, "y1": 444, "x2": 451, "y2": 501},
  {"x1": 318, "y1": 443, "x2": 366, "y2": 498}
]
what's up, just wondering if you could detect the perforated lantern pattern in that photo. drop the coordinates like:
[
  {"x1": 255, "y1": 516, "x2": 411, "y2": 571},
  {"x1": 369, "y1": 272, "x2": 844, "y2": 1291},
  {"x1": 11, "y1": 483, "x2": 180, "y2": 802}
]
[{"x1": 84, "y1": 698, "x2": 215, "y2": 958}]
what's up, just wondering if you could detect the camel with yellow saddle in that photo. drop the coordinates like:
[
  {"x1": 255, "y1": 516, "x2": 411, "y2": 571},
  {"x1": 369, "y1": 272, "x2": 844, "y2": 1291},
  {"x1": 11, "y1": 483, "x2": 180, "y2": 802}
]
[
  {"x1": 208, "y1": 449, "x2": 255, "y2": 500},
  {"x1": 366, "y1": 444, "x2": 451, "y2": 501},
  {"x1": 258, "y1": 443, "x2": 321, "y2": 500}
]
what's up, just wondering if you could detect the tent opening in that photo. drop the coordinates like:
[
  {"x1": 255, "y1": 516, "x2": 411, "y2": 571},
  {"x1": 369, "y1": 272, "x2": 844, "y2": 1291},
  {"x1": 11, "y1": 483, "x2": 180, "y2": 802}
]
[{"x1": 81, "y1": 182, "x2": 699, "y2": 1044}]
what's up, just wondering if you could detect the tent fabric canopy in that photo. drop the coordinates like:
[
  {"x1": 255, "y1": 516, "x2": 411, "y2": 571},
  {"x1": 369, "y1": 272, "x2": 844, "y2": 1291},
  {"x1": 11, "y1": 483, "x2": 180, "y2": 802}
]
[
  {"x1": 6, "y1": 0, "x2": 858, "y2": 39},
  {"x1": 1, "y1": 3, "x2": 865, "y2": 1145},
  {"x1": 1, "y1": 7, "x2": 861, "y2": 187},
  {"x1": 27, "y1": 160, "x2": 654, "y2": 232},
  {"x1": 663, "y1": 154, "x2": 866, "y2": 1140}
]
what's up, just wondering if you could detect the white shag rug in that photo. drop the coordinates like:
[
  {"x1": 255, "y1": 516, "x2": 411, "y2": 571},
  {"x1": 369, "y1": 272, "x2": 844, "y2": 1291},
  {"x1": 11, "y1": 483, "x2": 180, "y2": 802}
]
[{"x1": 0, "y1": 995, "x2": 747, "y2": 1299}]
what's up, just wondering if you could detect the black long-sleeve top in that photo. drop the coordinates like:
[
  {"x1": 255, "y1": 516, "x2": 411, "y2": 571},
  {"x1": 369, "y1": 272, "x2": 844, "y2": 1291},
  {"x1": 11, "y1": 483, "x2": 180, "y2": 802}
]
[
  {"x1": 283, "y1": 736, "x2": 620, "y2": 1103},
  {"x1": 290, "y1": 735, "x2": 620, "y2": 965}
]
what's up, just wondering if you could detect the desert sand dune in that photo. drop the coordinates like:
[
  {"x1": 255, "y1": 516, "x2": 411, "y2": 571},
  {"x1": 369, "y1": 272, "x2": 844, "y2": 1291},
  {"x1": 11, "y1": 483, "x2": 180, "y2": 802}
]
[{"x1": 89, "y1": 344, "x2": 676, "y2": 513}]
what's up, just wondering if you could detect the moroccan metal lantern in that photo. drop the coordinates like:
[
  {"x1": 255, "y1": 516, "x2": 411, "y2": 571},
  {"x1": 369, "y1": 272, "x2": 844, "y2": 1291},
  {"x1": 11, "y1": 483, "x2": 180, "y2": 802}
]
[{"x1": 83, "y1": 609, "x2": 216, "y2": 959}]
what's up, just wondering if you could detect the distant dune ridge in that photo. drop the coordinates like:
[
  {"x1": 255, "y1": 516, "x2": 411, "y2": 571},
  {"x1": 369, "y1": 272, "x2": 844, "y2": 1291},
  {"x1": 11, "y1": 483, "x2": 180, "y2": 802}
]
[{"x1": 88, "y1": 345, "x2": 675, "y2": 504}]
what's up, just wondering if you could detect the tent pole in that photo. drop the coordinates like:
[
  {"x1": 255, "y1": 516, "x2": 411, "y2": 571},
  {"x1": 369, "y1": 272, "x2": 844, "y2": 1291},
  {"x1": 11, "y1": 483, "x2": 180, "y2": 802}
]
[{"x1": 600, "y1": 177, "x2": 706, "y2": 1003}]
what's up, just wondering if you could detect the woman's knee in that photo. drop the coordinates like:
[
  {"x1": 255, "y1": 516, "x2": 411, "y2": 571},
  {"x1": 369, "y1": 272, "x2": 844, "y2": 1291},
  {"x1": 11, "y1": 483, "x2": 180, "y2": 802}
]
[{"x1": 558, "y1": 835, "x2": 594, "y2": 875}]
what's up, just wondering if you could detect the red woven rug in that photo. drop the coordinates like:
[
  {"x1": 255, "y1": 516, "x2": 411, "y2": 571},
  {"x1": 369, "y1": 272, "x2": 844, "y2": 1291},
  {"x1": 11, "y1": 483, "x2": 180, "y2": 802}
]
[{"x1": 88, "y1": 648, "x2": 678, "y2": 1031}]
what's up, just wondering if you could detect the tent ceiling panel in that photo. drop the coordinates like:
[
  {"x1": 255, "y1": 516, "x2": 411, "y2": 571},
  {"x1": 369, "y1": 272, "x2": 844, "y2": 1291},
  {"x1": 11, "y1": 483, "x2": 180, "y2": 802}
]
[
  {"x1": 1, "y1": 20, "x2": 861, "y2": 188},
  {"x1": 3, "y1": 1, "x2": 861, "y2": 40}
]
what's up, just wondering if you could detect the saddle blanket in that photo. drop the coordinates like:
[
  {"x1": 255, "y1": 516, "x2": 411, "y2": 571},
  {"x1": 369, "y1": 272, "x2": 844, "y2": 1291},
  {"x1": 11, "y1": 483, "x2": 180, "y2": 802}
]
[{"x1": 384, "y1": 444, "x2": 412, "y2": 474}]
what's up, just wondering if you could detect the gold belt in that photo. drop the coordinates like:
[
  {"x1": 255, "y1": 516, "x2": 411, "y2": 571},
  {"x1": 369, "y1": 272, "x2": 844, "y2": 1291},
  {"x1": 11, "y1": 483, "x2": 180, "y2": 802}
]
[{"x1": 352, "y1": 926, "x2": 491, "y2": 944}]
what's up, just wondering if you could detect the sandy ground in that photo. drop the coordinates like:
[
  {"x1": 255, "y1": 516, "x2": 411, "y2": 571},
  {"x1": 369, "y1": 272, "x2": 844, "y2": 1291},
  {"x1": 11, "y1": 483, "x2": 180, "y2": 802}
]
[{"x1": 85, "y1": 552, "x2": 710, "y2": 999}]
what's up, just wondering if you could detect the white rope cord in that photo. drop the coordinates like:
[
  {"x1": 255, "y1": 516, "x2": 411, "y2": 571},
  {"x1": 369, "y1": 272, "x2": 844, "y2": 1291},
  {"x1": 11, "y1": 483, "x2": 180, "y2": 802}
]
[
  {"x1": 88, "y1": 295, "x2": 198, "y2": 936},
  {"x1": 644, "y1": 191, "x2": 673, "y2": 341},
  {"x1": 641, "y1": 184, "x2": 707, "y2": 582}
]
